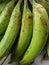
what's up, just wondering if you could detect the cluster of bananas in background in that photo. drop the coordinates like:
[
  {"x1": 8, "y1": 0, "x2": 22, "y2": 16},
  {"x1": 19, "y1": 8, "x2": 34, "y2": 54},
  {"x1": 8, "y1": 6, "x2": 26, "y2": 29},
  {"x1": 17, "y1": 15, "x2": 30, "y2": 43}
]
[{"x1": 0, "y1": 0, "x2": 49, "y2": 65}]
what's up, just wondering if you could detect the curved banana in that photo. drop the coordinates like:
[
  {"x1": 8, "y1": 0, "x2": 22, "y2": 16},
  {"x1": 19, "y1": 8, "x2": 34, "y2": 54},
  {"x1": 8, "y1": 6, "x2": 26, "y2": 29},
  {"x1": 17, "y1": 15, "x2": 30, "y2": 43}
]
[
  {"x1": 20, "y1": 1, "x2": 48, "y2": 65},
  {"x1": 9, "y1": 0, "x2": 33, "y2": 63},
  {"x1": 0, "y1": 0, "x2": 22, "y2": 59},
  {"x1": 47, "y1": 19, "x2": 49, "y2": 56},
  {"x1": 38, "y1": 0, "x2": 49, "y2": 16},
  {"x1": 0, "y1": 0, "x2": 16, "y2": 35}
]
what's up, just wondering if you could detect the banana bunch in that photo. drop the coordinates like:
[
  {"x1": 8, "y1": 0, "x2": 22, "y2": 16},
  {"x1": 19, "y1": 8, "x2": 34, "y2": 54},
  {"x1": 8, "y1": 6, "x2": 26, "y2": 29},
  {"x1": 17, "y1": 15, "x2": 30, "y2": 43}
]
[{"x1": 0, "y1": 0, "x2": 49, "y2": 65}]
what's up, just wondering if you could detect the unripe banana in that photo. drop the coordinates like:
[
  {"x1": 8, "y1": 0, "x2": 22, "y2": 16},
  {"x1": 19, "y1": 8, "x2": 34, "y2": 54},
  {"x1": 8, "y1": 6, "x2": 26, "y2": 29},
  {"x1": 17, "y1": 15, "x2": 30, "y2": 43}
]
[
  {"x1": 0, "y1": 0, "x2": 22, "y2": 59},
  {"x1": 0, "y1": 0, "x2": 16, "y2": 35},
  {"x1": 9, "y1": 0, "x2": 33, "y2": 63},
  {"x1": 47, "y1": 19, "x2": 49, "y2": 56},
  {"x1": 38, "y1": 0, "x2": 49, "y2": 16},
  {"x1": 20, "y1": 1, "x2": 48, "y2": 65},
  {"x1": 0, "y1": 2, "x2": 8, "y2": 14}
]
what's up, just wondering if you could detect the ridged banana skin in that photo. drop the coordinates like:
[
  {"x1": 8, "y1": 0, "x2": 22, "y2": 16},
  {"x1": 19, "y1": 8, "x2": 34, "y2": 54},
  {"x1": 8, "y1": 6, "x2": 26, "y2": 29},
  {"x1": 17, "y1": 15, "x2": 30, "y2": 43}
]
[
  {"x1": 0, "y1": 0, "x2": 15, "y2": 35},
  {"x1": 10, "y1": 0, "x2": 33, "y2": 63},
  {"x1": 20, "y1": 2, "x2": 48, "y2": 65},
  {"x1": 0, "y1": 0, "x2": 21, "y2": 59}
]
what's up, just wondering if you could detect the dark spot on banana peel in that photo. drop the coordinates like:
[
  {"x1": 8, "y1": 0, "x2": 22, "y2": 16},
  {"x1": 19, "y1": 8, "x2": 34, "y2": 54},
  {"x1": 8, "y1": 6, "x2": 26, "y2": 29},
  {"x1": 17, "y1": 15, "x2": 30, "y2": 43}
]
[
  {"x1": 22, "y1": 29, "x2": 24, "y2": 32},
  {"x1": 25, "y1": 15, "x2": 33, "y2": 23},
  {"x1": 14, "y1": 14, "x2": 21, "y2": 25},
  {"x1": 28, "y1": 15, "x2": 33, "y2": 19},
  {"x1": 18, "y1": 14, "x2": 21, "y2": 22},
  {"x1": 10, "y1": 15, "x2": 21, "y2": 31},
  {"x1": 22, "y1": 15, "x2": 32, "y2": 32},
  {"x1": 6, "y1": 8, "x2": 12, "y2": 15},
  {"x1": 38, "y1": 29, "x2": 42, "y2": 33},
  {"x1": 24, "y1": 15, "x2": 32, "y2": 26},
  {"x1": 40, "y1": 17, "x2": 47, "y2": 27}
]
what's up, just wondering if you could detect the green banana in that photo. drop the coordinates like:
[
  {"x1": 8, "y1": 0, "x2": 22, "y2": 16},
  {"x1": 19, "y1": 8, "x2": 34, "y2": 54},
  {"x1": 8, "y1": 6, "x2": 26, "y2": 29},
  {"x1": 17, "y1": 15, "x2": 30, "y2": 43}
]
[
  {"x1": 20, "y1": 1, "x2": 48, "y2": 65},
  {"x1": 38, "y1": 0, "x2": 49, "y2": 16},
  {"x1": 47, "y1": 19, "x2": 49, "y2": 56},
  {"x1": 10, "y1": 0, "x2": 33, "y2": 63},
  {"x1": 0, "y1": 1, "x2": 11, "y2": 50},
  {"x1": 0, "y1": 0, "x2": 16, "y2": 35},
  {"x1": 0, "y1": 2, "x2": 8, "y2": 14},
  {"x1": 0, "y1": 0, "x2": 22, "y2": 59}
]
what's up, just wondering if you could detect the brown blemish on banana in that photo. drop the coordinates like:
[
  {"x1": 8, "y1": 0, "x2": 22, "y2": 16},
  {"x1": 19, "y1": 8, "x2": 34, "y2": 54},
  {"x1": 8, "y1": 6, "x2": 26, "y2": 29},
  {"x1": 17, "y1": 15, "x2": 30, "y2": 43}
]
[
  {"x1": 22, "y1": 30, "x2": 24, "y2": 32},
  {"x1": 8, "y1": 9, "x2": 13, "y2": 15},
  {"x1": 28, "y1": 15, "x2": 32, "y2": 19},
  {"x1": 18, "y1": 14, "x2": 21, "y2": 22},
  {"x1": 40, "y1": 16, "x2": 47, "y2": 27}
]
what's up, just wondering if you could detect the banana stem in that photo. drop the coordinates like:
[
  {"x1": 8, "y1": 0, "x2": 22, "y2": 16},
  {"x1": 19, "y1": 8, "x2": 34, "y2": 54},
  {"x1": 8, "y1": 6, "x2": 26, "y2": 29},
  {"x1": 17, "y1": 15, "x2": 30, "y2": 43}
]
[
  {"x1": 12, "y1": 0, "x2": 17, "y2": 3},
  {"x1": 15, "y1": 0, "x2": 22, "y2": 8},
  {"x1": 24, "y1": 0, "x2": 28, "y2": 9},
  {"x1": 18, "y1": 0, "x2": 22, "y2": 4},
  {"x1": 29, "y1": 0, "x2": 33, "y2": 5},
  {"x1": 29, "y1": 0, "x2": 36, "y2": 7}
]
